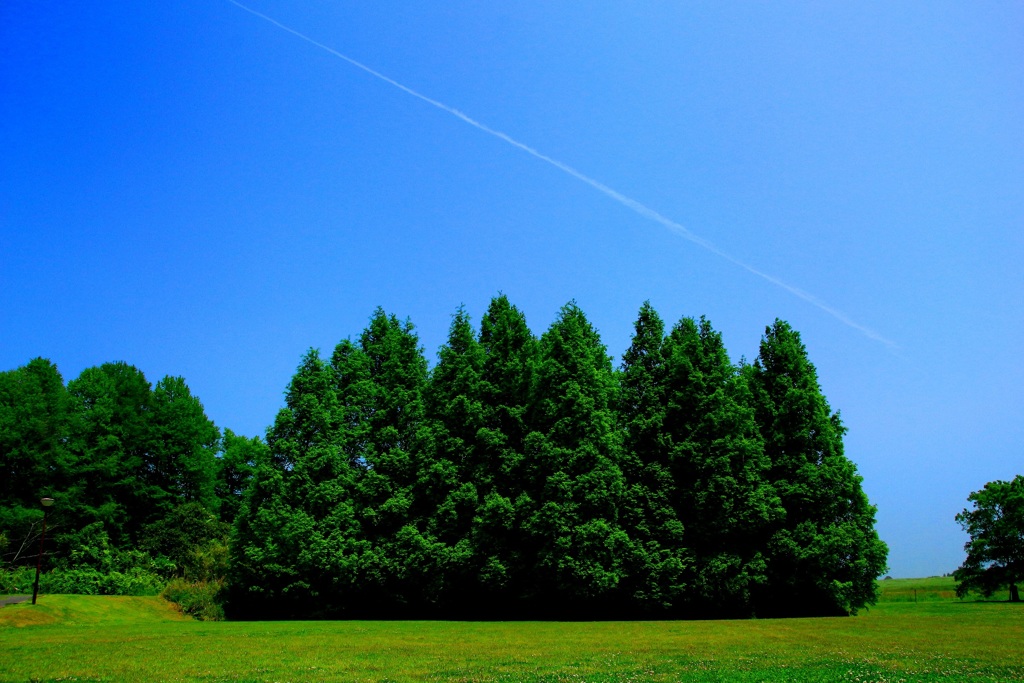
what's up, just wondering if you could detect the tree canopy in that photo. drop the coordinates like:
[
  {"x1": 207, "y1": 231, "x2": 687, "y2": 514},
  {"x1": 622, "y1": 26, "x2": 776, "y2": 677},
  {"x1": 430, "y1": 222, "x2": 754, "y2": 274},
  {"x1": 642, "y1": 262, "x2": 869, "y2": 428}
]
[
  {"x1": 2, "y1": 298, "x2": 888, "y2": 619},
  {"x1": 225, "y1": 299, "x2": 886, "y2": 618},
  {"x1": 954, "y1": 475, "x2": 1024, "y2": 602},
  {"x1": 0, "y1": 358, "x2": 251, "y2": 584}
]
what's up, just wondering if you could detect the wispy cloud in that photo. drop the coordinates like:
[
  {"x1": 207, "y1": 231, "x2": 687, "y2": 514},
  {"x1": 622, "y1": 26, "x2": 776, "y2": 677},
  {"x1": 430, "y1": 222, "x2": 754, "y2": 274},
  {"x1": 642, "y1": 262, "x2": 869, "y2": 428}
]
[{"x1": 227, "y1": 0, "x2": 896, "y2": 348}]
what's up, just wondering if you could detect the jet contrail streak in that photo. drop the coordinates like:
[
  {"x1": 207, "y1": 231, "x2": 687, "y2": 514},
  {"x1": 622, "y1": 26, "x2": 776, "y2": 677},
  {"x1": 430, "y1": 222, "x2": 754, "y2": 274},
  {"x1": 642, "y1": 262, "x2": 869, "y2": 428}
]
[{"x1": 227, "y1": 0, "x2": 896, "y2": 348}]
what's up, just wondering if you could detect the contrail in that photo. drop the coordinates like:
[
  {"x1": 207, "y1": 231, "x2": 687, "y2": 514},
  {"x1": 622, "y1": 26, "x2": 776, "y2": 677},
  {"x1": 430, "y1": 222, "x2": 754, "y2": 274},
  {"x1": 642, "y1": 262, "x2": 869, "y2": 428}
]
[{"x1": 227, "y1": 0, "x2": 896, "y2": 348}]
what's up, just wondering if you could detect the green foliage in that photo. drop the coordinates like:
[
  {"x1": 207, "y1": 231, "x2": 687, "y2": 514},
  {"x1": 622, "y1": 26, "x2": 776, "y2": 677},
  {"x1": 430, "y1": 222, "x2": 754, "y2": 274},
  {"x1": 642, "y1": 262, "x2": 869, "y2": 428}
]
[
  {"x1": 662, "y1": 315, "x2": 777, "y2": 616},
  {"x1": 216, "y1": 429, "x2": 263, "y2": 522},
  {"x1": 0, "y1": 357, "x2": 247, "y2": 603},
  {"x1": 228, "y1": 348, "x2": 353, "y2": 617},
  {"x1": 955, "y1": 475, "x2": 1024, "y2": 601},
  {"x1": 3, "y1": 299, "x2": 887, "y2": 620},
  {"x1": 523, "y1": 302, "x2": 631, "y2": 612},
  {"x1": 469, "y1": 296, "x2": 540, "y2": 608},
  {"x1": 147, "y1": 376, "x2": 221, "y2": 514},
  {"x1": 229, "y1": 310, "x2": 437, "y2": 617},
  {"x1": 747, "y1": 320, "x2": 888, "y2": 616},
  {"x1": 615, "y1": 302, "x2": 687, "y2": 613},
  {"x1": 64, "y1": 362, "x2": 156, "y2": 545},
  {"x1": 18, "y1": 521, "x2": 173, "y2": 596},
  {"x1": 41, "y1": 566, "x2": 166, "y2": 596},
  {"x1": 0, "y1": 563, "x2": 165, "y2": 597},
  {"x1": 0, "y1": 358, "x2": 69, "y2": 568},
  {"x1": 161, "y1": 578, "x2": 226, "y2": 620},
  {"x1": 0, "y1": 565, "x2": 34, "y2": 593},
  {"x1": 141, "y1": 503, "x2": 229, "y2": 581}
]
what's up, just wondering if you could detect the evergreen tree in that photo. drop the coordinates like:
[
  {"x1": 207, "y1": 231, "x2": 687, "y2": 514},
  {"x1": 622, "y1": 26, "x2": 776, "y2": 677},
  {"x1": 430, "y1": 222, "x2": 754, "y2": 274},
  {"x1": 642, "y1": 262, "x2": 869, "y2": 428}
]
[
  {"x1": 349, "y1": 309, "x2": 441, "y2": 613},
  {"x1": 421, "y1": 307, "x2": 485, "y2": 608},
  {"x1": 226, "y1": 444, "x2": 295, "y2": 617},
  {"x1": 466, "y1": 295, "x2": 540, "y2": 611},
  {"x1": 146, "y1": 376, "x2": 221, "y2": 515},
  {"x1": 65, "y1": 362, "x2": 155, "y2": 545},
  {"x1": 662, "y1": 316, "x2": 777, "y2": 616},
  {"x1": 747, "y1": 320, "x2": 887, "y2": 615},
  {"x1": 215, "y1": 429, "x2": 264, "y2": 524},
  {"x1": 228, "y1": 349, "x2": 359, "y2": 617},
  {"x1": 616, "y1": 302, "x2": 687, "y2": 613},
  {"x1": 220, "y1": 304, "x2": 887, "y2": 620},
  {"x1": 423, "y1": 307, "x2": 484, "y2": 517},
  {"x1": 524, "y1": 302, "x2": 631, "y2": 614}
]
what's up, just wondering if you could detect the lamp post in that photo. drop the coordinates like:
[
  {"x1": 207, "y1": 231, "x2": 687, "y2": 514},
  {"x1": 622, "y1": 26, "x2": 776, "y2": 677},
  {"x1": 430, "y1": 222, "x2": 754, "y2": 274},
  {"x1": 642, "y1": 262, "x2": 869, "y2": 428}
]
[{"x1": 31, "y1": 497, "x2": 54, "y2": 605}]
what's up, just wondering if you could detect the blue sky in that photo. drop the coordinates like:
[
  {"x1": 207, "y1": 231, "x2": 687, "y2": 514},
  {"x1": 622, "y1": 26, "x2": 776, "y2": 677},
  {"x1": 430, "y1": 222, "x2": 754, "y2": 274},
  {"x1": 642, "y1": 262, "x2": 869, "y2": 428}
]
[{"x1": 2, "y1": 1, "x2": 1021, "y2": 579}]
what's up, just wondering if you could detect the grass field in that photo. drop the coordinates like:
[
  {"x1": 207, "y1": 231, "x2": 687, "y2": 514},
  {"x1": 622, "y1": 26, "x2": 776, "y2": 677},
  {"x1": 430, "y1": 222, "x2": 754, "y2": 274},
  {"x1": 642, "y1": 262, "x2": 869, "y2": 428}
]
[
  {"x1": 875, "y1": 576, "x2": 1008, "y2": 603},
  {"x1": 2, "y1": 579, "x2": 1021, "y2": 682}
]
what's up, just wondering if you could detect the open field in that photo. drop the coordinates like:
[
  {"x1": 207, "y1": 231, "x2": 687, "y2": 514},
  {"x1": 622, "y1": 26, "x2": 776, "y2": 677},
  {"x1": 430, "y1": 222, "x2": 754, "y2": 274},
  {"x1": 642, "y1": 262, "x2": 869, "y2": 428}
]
[
  {"x1": 2, "y1": 587, "x2": 1021, "y2": 682},
  {"x1": 875, "y1": 576, "x2": 1011, "y2": 603}
]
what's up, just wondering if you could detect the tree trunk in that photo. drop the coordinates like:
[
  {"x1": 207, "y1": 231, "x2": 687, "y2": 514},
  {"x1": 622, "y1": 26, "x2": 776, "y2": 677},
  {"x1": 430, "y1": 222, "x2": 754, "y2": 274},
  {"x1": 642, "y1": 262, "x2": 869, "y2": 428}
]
[{"x1": 1010, "y1": 584, "x2": 1020, "y2": 602}]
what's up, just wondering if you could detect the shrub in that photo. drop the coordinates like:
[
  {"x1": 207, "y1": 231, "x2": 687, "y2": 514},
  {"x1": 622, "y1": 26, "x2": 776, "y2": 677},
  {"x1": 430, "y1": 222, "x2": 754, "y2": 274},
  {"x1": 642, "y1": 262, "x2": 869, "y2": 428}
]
[
  {"x1": 0, "y1": 566, "x2": 165, "y2": 596},
  {"x1": 0, "y1": 566, "x2": 36, "y2": 594},
  {"x1": 161, "y1": 578, "x2": 225, "y2": 621},
  {"x1": 40, "y1": 567, "x2": 165, "y2": 596}
]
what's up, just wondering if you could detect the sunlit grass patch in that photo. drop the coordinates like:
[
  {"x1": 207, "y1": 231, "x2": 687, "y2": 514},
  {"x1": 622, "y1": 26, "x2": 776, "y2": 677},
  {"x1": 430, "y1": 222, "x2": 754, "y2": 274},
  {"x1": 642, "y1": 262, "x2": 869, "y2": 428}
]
[
  {"x1": 1, "y1": 593, "x2": 1022, "y2": 681},
  {"x1": 0, "y1": 593, "x2": 189, "y2": 629}
]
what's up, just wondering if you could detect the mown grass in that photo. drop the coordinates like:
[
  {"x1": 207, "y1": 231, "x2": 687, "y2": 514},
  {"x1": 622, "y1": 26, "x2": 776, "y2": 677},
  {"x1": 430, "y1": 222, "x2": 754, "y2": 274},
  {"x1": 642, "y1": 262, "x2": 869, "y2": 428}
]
[
  {"x1": 2, "y1": 590, "x2": 1021, "y2": 682},
  {"x1": 875, "y1": 575, "x2": 1008, "y2": 603}
]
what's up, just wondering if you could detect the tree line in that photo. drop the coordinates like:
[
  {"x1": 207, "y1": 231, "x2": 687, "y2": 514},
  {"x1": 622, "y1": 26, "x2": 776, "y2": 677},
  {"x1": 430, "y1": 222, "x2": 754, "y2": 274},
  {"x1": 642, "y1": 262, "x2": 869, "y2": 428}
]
[
  {"x1": 0, "y1": 357, "x2": 261, "y2": 595},
  {"x1": 229, "y1": 297, "x2": 887, "y2": 618},
  {"x1": 1, "y1": 297, "x2": 888, "y2": 618}
]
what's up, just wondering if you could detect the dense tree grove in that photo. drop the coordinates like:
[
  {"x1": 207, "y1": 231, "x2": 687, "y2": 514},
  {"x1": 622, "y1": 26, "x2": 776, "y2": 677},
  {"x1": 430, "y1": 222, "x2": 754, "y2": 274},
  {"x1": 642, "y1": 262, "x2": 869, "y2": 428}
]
[
  {"x1": 227, "y1": 299, "x2": 886, "y2": 618},
  {"x1": 0, "y1": 360, "x2": 262, "y2": 594},
  {"x1": 2, "y1": 298, "x2": 888, "y2": 618}
]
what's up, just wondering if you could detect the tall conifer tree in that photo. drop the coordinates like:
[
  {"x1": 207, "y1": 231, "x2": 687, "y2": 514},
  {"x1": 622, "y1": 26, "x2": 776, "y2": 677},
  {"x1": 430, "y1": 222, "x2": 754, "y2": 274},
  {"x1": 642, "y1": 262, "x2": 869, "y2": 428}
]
[
  {"x1": 66, "y1": 362, "x2": 155, "y2": 545},
  {"x1": 147, "y1": 375, "x2": 221, "y2": 515},
  {"x1": 617, "y1": 302, "x2": 687, "y2": 612},
  {"x1": 350, "y1": 308, "x2": 444, "y2": 612},
  {"x1": 419, "y1": 307, "x2": 485, "y2": 610},
  {"x1": 464, "y1": 295, "x2": 540, "y2": 609},
  {"x1": 662, "y1": 316, "x2": 777, "y2": 616},
  {"x1": 228, "y1": 349, "x2": 357, "y2": 617},
  {"x1": 747, "y1": 320, "x2": 887, "y2": 615},
  {"x1": 524, "y1": 302, "x2": 630, "y2": 613}
]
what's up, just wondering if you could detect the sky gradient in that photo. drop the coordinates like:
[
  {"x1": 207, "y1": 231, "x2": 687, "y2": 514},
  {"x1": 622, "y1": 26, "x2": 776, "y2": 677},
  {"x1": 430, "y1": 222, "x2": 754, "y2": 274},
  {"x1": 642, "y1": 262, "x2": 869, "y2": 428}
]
[{"x1": 2, "y1": 1, "x2": 1022, "y2": 579}]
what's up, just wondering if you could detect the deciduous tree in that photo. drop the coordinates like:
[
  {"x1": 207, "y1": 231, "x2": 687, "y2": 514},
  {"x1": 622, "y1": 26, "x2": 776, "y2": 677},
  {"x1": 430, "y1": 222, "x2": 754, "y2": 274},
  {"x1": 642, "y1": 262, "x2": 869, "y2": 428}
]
[
  {"x1": 0, "y1": 358, "x2": 69, "y2": 567},
  {"x1": 954, "y1": 475, "x2": 1024, "y2": 602}
]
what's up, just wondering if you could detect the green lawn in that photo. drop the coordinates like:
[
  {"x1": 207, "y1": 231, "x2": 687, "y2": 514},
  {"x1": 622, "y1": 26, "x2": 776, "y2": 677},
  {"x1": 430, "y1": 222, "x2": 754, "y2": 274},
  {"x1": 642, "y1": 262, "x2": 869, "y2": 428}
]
[
  {"x1": 875, "y1": 575, "x2": 1009, "y2": 603},
  {"x1": 2, "y1": 588, "x2": 1021, "y2": 682}
]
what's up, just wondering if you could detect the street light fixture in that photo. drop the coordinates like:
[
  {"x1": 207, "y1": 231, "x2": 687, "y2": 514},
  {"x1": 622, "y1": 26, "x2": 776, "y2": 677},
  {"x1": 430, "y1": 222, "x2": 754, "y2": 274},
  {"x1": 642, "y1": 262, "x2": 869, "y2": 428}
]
[{"x1": 31, "y1": 497, "x2": 54, "y2": 606}]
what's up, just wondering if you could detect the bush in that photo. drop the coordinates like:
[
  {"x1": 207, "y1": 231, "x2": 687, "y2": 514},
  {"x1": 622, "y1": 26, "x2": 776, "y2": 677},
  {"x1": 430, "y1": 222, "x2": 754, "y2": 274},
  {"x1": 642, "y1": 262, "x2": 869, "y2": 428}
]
[
  {"x1": 41, "y1": 567, "x2": 165, "y2": 596},
  {"x1": 0, "y1": 566, "x2": 36, "y2": 594},
  {"x1": 161, "y1": 578, "x2": 225, "y2": 621},
  {"x1": 0, "y1": 566, "x2": 165, "y2": 596}
]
